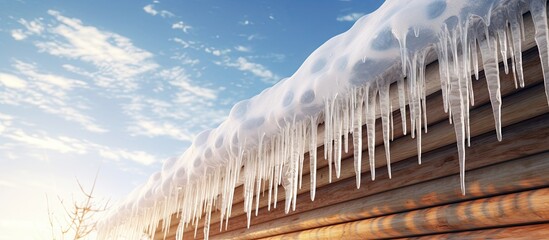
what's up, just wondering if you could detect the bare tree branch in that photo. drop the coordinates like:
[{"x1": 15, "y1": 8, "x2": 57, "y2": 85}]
[{"x1": 47, "y1": 169, "x2": 109, "y2": 240}]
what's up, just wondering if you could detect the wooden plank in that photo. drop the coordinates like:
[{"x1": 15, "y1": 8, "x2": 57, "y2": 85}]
[
  {"x1": 400, "y1": 223, "x2": 549, "y2": 240},
  {"x1": 184, "y1": 82, "x2": 549, "y2": 240},
  {"x1": 214, "y1": 149, "x2": 549, "y2": 239},
  {"x1": 261, "y1": 188, "x2": 549, "y2": 239}
]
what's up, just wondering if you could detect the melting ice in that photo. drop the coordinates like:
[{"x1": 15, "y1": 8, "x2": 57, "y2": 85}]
[{"x1": 97, "y1": 0, "x2": 549, "y2": 239}]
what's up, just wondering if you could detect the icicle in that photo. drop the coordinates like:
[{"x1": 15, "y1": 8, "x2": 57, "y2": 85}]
[
  {"x1": 397, "y1": 78, "x2": 407, "y2": 135},
  {"x1": 332, "y1": 99, "x2": 341, "y2": 179},
  {"x1": 343, "y1": 97, "x2": 350, "y2": 154},
  {"x1": 530, "y1": 0, "x2": 549, "y2": 106},
  {"x1": 390, "y1": 101, "x2": 394, "y2": 141},
  {"x1": 378, "y1": 82, "x2": 392, "y2": 179},
  {"x1": 497, "y1": 29, "x2": 510, "y2": 74},
  {"x1": 365, "y1": 86, "x2": 376, "y2": 180},
  {"x1": 509, "y1": 6, "x2": 525, "y2": 88},
  {"x1": 267, "y1": 136, "x2": 275, "y2": 210},
  {"x1": 479, "y1": 33, "x2": 503, "y2": 141},
  {"x1": 471, "y1": 38, "x2": 480, "y2": 81},
  {"x1": 309, "y1": 116, "x2": 318, "y2": 200},
  {"x1": 292, "y1": 121, "x2": 300, "y2": 212},
  {"x1": 352, "y1": 88, "x2": 363, "y2": 188}
]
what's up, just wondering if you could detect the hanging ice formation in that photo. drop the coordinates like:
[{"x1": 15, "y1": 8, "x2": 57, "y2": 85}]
[{"x1": 97, "y1": 0, "x2": 549, "y2": 239}]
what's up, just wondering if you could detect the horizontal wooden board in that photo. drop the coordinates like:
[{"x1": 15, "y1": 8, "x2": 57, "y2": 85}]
[{"x1": 262, "y1": 188, "x2": 549, "y2": 239}]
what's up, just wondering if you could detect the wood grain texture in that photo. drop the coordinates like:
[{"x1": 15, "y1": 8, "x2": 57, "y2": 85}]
[
  {"x1": 262, "y1": 188, "x2": 549, "y2": 240},
  {"x1": 399, "y1": 223, "x2": 549, "y2": 240}
]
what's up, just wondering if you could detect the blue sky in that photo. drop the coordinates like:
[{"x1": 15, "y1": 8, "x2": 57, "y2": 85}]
[{"x1": 0, "y1": 0, "x2": 383, "y2": 238}]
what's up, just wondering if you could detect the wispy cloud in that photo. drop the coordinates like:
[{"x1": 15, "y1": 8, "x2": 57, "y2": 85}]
[
  {"x1": 159, "y1": 66, "x2": 217, "y2": 99},
  {"x1": 172, "y1": 21, "x2": 192, "y2": 33},
  {"x1": 336, "y1": 12, "x2": 365, "y2": 22},
  {"x1": 240, "y1": 33, "x2": 262, "y2": 41},
  {"x1": 143, "y1": 4, "x2": 158, "y2": 15},
  {"x1": 143, "y1": 4, "x2": 174, "y2": 18},
  {"x1": 222, "y1": 57, "x2": 280, "y2": 84},
  {"x1": 34, "y1": 10, "x2": 158, "y2": 91},
  {"x1": 0, "y1": 113, "x2": 14, "y2": 134},
  {"x1": 10, "y1": 18, "x2": 44, "y2": 40},
  {"x1": 0, "y1": 122, "x2": 158, "y2": 165},
  {"x1": 172, "y1": 37, "x2": 201, "y2": 50},
  {"x1": 11, "y1": 29, "x2": 27, "y2": 40},
  {"x1": 14, "y1": 60, "x2": 86, "y2": 92},
  {"x1": 127, "y1": 119, "x2": 194, "y2": 142},
  {"x1": 121, "y1": 66, "x2": 226, "y2": 142},
  {"x1": 234, "y1": 45, "x2": 251, "y2": 52},
  {"x1": 5, "y1": 130, "x2": 89, "y2": 154},
  {"x1": 0, "y1": 73, "x2": 27, "y2": 89},
  {"x1": 98, "y1": 148, "x2": 157, "y2": 166},
  {"x1": 170, "y1": 52, "x2": 200, "y2": 66},
  {"x1": 7, "y1": 10, "x2": 230, "y2": 145},
  {"x1": 0, "y1": 60, "x2": 107, "y2": 133},
  {"x1": 204, "y1": 47, "x2": 231, "y2": 57},
  {"x1": 173, "y1": 38, "x2": 191, "y2": 48},
  {"x1": 18, "y1": 18, "x2": 44, "y2": 34}
]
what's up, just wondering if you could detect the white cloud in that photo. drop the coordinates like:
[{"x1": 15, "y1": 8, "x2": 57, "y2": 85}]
[
  {"x1": 0, "y1": 73, "x2": 27, "y2": 89},
  {"x1": 10, "y1": 18, "x2": 44, "y2": 40},
  {"x1": 35, "y1": 10, "x2": 158, "y2": 91},
  {"x1": 0, "y1": 113, "x2": 13, "y2": 134},
  {"x1": 172, "y1": 21, "x2": 192, "y2": 33},
  {"x1": 205, "y1": 47, "x2": 231, "y2": 57},
  {"x1": 18, "y1": 18, "x2": 44, "y2": 34},
  {"x1": 0, "y1": 60, "x2": 107, "y2": 133},
  {"x1": 173, "y1": 37, "x2": 190, "y2": 48},
  {"x1": 170, "y1": 52, "x2": 200, "y2": 66},
  {"x1": 10, "y1": 29, "x2": 27, "y2": 40},
  {"x1": 121, "y1": 66, "x2": 226, "y2": 141},
  {"x1": 160, "y1": 10, "x2": 174, "y2": 18},
  {"x1": 336, "y1": 12, "x2": 365, "y2": 22},
  {"x1": 127, "y1": 119, "x2": 193, "y2": 142},
  {"x1": 14, "y1": 60, "x2": 86, "y2": 91},
  {"x1": 143, "y1": 4, "x2": 158, "y2": 16},
  {"x1": 172, "y1": 37, "x2": 201, "y2": 50},
  {"x1": 239, "y1": 33, "x2": 262, "y2": 41},
  {"x1": 159, "y1": 66, "x2": 217, "y2": 99},
  {"x1": 234, "y1": 45, "x2": 251, "y2": 52},
  {"x1": 224, "y1": 57, "x2": 280, "y2": 84},
  {"x1": 5, "y1": 130, "x2": 88, "y2": 154},
  {"x1": 212, "y1": 50, "x2": 222, "y2": 56},
  {"x1": 0, "y1": 124, "x2": 158, "y2": 165},
  {"x1": 98, "y1": 148, "x2": 157, "y2": 165},
  {"x1": 143, "y1": 4, "x2": 174, "y2": 18}
]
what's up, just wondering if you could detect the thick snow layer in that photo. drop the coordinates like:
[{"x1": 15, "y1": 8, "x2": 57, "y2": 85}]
[{"x1": 97, "y1": 0, "x2": 549, "y2": 239}]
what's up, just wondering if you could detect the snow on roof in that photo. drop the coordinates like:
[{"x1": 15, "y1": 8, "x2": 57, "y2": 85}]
[{"x1": 97, "y1": 0, "x2": 549, "y2": 239}]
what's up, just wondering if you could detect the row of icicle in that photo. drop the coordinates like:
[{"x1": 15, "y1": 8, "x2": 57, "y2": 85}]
[{"x1": 97, "y1": 1, "x2": 549, "y2": 239}]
